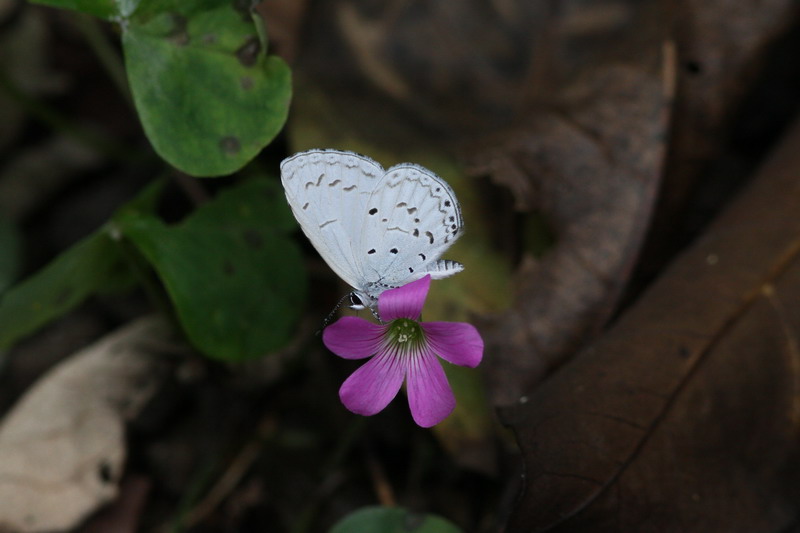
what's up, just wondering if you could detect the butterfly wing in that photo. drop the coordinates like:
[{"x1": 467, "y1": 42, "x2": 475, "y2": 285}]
[
  {"x1": 280, "y1": 149, "x2": 384, "y2": 291},
  {"x1": 357, "y1": 163, "x2": 464, "y2": 296}
]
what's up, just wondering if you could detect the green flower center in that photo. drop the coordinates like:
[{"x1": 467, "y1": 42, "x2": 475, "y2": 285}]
[{"x1": 385, "y1": 318, "x2": 425, "y2": 351}]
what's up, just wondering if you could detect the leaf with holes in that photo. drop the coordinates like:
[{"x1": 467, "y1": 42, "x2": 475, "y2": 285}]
[
  {"x1": 122, "y1": 2, "x2": 291, "y2": 176},
  {"x1": 31, "y1": 0, "x2": 292, "y2": 176},
  {"x1": 115, "y1": 178, "x2": 306, "y2": 360}
]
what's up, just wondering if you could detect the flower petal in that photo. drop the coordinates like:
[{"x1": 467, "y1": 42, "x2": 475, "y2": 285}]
[
  {"x1": 378, "y1": 275, "x2": 431, "y2": 321},
  {"x1": 339, "y1": 348, "x2": 405, "y2": 416},
  {"x1": 406, "y1": 351, "x2": 455, "y2": 427},
  {"x1": 423, "y1": 322, "x2": 484, "y2": 368},
  {"x1": 323, "y1": 317, "x2": 386, "y2": 359}
]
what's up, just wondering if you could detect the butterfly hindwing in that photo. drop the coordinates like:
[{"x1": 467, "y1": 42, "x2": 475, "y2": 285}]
[{"x1": 358, "y1": 163, "x2": 464, "y2": 292}]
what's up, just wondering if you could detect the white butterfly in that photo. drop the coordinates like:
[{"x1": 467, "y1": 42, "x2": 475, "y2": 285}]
[{"x1": 280, "y1": 149, "x2": 464, "y2": 310}]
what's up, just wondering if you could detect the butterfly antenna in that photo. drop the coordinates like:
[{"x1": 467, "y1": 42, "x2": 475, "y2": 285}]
[{"x1": 316, "y1": 293, "x2": 352, "y2": 335}]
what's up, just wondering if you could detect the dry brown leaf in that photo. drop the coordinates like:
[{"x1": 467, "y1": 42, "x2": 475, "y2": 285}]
[
  {"x1": 298, "y1": 0, "x2": 553, "y2": 135},
  {"x1": 0, "y1": 317, "x2": 174, "y2": 533},
  {"x1": 645, "y1": 0, "x2": 797, "y2": 265},
  {"x1": 470, "y1": 58, "x2": 672, "y2": 404},
  {"x1": 502, "y1": 118, "x2": 800, "y2": 532}
]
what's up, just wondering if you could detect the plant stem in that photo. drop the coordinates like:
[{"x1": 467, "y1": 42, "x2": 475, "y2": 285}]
[{"x1": 72, "y1": 13, "x2": 133, "y2": 106}]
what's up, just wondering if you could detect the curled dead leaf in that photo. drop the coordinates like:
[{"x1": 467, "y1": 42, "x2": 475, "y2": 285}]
[
  {"x1": 0, "y1": 317, "x2": 175, "y2": 533},
  {"x1": 470, "y1": 59, "x2": 672, "y2": 404}
]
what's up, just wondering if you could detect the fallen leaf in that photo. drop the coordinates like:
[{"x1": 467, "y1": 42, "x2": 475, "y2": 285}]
[
  {"x1": 502, "y1": 118, "x2": 800, "y2": 531},
  {"x1": 644, "y1": 0, "x2": 798, "y2": 268},
  {"x1": 469, "y1": 58, "x2": 672, "y2": 404},
  {"x1": 316, "y1": 1, "x2": 553, "y2": 135},
  {"x1": 0, "y1": 317, "x2": 175, "y2": 533}
]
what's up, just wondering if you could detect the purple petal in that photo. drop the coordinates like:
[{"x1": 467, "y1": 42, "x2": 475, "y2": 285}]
[
  {"x1": 378, "y1": 275, "x2": 431, "y2": 321},
  {"x1": 323, "y1": 317, "x2": 386, "y2": 360},
  {"x1": 339, "y1": 348, "x2": 405, "y2": 416},
  {"x1": 423, "y1": 322, "x2": 484, "y2": 368},
  {"x1": 406, "y1": 350, "x2": 455, "y2": 427}
]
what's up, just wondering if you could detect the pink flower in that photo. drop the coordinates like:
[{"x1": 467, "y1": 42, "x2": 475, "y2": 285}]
[{"x1": 322, "y1": 275, "x2": 484, "y2": 427}]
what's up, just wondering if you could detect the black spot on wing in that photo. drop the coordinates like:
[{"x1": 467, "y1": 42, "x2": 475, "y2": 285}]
[{"x1": 305, "y1": 173, "x2": 325, "y2": 189}]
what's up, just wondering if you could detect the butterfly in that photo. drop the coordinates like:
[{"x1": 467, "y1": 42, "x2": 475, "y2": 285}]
[{"x1": 280, "y1": 149, "x2": 464, "y2": 311}]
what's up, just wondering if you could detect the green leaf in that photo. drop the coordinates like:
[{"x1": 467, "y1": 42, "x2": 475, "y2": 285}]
[
  {"x1": 115, "y1": 178, "x2": 306, "y2": 360},
  {"x1": 330, "y1": 506, "x2": 464, "y2": 533},
  {"x1": 122, "y1": 3, "x2": 291, "y2": 176},
  {"x1": 0, "y1": 217, "x2": 21, "y2": 293},
  {"x1": 0, "y1": 230, "x2": 133, "y2": 350},
  {"x1": 0, "y1": 179, "x2": 164, "y2": 350}
]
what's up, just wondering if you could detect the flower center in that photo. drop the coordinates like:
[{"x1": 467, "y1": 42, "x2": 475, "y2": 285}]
[{"x1": 386, "y1": 318, "x2": 425, "y2": 351}]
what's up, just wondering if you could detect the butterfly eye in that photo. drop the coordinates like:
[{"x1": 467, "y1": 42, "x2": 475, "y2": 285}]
[{"x1": 349, "y1": 293, "x2": 366, "y2": 310}]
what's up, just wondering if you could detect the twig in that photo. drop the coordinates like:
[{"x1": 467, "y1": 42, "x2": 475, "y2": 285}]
[
  {"x1": 180, "y1": 415, "x2": 277, "y2": 528},
  {"x1": 366, "y1": 448, "x2": 396, "y2": 506}
]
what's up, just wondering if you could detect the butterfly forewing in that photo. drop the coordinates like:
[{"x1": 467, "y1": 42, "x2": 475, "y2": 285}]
[
  {"x1": 280, "y1": 150, "x2": 384, "y2": 290},
  {"x1": 358, "y1": 163, "x2": 464, "y2": 291}
]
